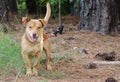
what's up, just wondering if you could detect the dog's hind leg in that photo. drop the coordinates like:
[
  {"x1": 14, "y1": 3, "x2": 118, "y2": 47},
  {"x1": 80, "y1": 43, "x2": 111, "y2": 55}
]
[{"x1": 43, "y1": 37, "x2": 52, "y2": 71}]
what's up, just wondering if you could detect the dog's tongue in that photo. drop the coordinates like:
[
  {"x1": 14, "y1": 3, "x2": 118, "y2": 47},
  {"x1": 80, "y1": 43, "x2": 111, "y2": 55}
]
[{"x1": 31, "y1": 37, "x2": 36, "y2": 42}]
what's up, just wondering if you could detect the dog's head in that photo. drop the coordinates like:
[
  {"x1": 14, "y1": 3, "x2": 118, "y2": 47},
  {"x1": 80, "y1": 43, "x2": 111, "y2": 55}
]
[
  {"x1": 22, "y1": 2, "x2": 51, "y2": 42},
  {"x1": 22, "y1": 17, "x2": 47, "y2": 42}
]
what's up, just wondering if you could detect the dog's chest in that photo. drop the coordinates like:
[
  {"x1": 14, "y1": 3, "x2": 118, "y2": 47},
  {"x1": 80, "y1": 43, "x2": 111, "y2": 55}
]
[{"x1": 25, "y1": 43, "x2": 41, "y2": 54}]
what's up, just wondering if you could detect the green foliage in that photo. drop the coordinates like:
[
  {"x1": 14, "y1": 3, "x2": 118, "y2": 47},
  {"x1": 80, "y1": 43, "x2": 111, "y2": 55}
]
[
  {"x1": 17, "y1": 0, "x2": 72, "y2": 17},
  {"x1": 18, "y1": 0, "x2": 27, "y2": 16},
  {"x1": 49, "y1": 0, "x2": 71, "y2": 17},
  {"x1": 37, "y1": 0, "x2": 71, "y2": 5},
  {"x1": 74, "y1": 0, "x2": 79, "y2": 8},
  {"x1": 35, "y1": 0, "x2": 72, "y2": 17},
  {"x1": 40, "y1": 0, "x2": 50, "y2": 3},
  {"x1": 50, "y1": 0, "x2": 71, "y2": 5},
  {"x1": 0, "y1": 32, "x2": 24, "y2": 74}
]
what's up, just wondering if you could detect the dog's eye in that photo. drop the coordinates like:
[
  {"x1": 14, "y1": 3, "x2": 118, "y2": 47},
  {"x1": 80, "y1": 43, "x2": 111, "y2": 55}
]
[
  {"x1": 37, "y1": 27, "x2": 41, "y2": 29},
  {"x1": 29, "y1": 26, "x2": 32, "y2": 28}
]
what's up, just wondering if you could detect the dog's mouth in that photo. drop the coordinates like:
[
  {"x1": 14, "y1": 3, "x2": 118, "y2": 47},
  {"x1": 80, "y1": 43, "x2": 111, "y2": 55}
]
[
  {"x1": 31, "y1": 37, "x2": 37, "y2": 42},
  {"x1": 30, "y1": 34, "x2": 38, "y2": 42}
]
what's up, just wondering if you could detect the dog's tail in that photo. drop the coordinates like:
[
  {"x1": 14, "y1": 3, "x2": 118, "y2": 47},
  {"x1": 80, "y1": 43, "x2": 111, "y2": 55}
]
[{"x1": 44, "y1": 2, "x2": 51, "y2": 22}]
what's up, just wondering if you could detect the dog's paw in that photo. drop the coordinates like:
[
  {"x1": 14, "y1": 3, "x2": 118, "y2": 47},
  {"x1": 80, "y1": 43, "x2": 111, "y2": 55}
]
[
  {"x1": 47, "y1": 64, "x2": 52, "y2": 71},
  {"x1": 33, "y1": 68, "x2": 38, "y2": 76},
  {"x1": 26, "y1": 71, "x2": 32, "y2": 77}
]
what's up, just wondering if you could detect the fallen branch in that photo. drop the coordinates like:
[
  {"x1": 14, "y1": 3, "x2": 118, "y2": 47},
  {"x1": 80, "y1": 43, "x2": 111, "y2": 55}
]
[
  {"x1": 1, "y1": 10, "x2": 7, "y2": 22},
  {"x1": 14, "y1": 70, "x2": 21, "y2": 82},
  {"x1": 92, "y1": 61, "x2": 120, "y2": 65}
]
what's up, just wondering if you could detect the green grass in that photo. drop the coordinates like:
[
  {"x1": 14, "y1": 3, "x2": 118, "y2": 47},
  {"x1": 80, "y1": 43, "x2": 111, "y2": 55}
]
[
  {"x1": 39, "y1": 71, "x2": 67, "y2": 79},
  {"x1": 0, "y1": 32, "x2": 24, "y2": 74},
  {"x1": 0, "y1": 32, "x2": 69, "y2": 79}
]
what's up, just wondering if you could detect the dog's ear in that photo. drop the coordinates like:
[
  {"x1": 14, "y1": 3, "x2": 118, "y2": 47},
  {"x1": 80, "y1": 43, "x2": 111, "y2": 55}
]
[
  {"x1": 22, "y1": 17, "x2": 31, "y2": 24},
  {"x1": 39, "y1": 19, "x2": 47, "y2": 28}
]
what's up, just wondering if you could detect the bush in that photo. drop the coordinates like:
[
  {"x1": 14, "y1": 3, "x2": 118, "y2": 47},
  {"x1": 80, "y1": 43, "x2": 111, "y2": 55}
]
[{"x1": 18, "y1": 0, "x2": 27, "y2": 16}]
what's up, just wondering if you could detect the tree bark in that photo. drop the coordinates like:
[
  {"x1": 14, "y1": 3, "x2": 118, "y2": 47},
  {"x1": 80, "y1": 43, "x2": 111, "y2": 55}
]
[
  {"x1": 25, "y1": 0, "x2": 37, "y2": 14},
  {"x1": 0, "y1": 0, "x2": 9, "y2": 22},
  {"x1": 71, "y1": 0, "x2": 81, "y2": 16},
  {"x1": 78, "y1": 0, "x2": 120, "y2": 34},
  {"x1": 5, "y1": 0, "x2": 18, "y2": 13}
]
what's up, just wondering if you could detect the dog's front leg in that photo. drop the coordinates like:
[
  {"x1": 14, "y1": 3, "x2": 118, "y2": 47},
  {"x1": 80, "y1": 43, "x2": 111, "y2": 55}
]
[
  {"x1": 22, "y1": 53, "x2": 32, "y2": 76},
  {"x1": 33, "y1": 54, "x2": 41, "y2": 76}
]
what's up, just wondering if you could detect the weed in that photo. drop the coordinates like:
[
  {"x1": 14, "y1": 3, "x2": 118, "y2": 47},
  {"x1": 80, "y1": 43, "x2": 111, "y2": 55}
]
[
  {"x1": 0, "y1": 32, "x2": 24, "y2": 74},
  {"x1": 52, "y1": 54, "x2": 73, "y2": 62},
  {"x1": 39, "y1": 71, "x2": 67, "y2": 79},
  {"x1": 0, "y1": 24, "x2": 8, "y2": 33},
  {"x1": 40, "y1": 58, "x2": 46, "y2": 65}
]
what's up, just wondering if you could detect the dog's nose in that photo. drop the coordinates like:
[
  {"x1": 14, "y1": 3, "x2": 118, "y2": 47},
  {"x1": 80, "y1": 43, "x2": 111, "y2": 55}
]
[{"x1": 33, "y1": 33, "x2": 36, "y2": 38}]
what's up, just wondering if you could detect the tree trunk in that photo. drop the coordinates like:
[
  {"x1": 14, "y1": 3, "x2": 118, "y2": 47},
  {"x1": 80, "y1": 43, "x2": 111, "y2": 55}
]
[
  {"x1": 78, "y1": 0, "x2": 120, "y2": 34},
  {"x1": 25, "y1": 0, "x2": 36, "y2": 14},
  {"x1": 4, "y1": 0, "x2": 18, "y2": 13},
  {"x1": 71, "y1": 0, "x2": 81, "y2": 16},
  {"x1": 0, "y1": 0, "x2": 9, "y2": 22}
]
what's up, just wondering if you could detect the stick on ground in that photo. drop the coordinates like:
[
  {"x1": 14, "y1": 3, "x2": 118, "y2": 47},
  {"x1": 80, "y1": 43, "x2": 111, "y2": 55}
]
[{"x1": 92, "y1": 61, "x2": 120, "y2": 65}]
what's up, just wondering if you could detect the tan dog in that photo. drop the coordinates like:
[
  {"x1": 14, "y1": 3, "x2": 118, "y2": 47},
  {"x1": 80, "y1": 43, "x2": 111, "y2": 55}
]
[{"x1": 21, "y1": 2, "x2": 52, "y2": 76}]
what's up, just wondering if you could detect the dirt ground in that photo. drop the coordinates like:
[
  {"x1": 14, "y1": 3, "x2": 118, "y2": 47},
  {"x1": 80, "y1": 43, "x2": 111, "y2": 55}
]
[{"x1": 0, "y1": 15, "x2": 120, "y2": 82}]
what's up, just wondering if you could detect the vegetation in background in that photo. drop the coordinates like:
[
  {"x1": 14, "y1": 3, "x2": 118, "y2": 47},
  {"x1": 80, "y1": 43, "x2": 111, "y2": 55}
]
[
  {"x1": 50, "y1": 0, "x2": 71, "y2": 18},
  {"x1": 0, "y1": 32, "x2": 24, "y2": 74},
  {"x1": 17, "y1": 0, "x2": 72, "y2": 17},
  {"x1": 18, "y1": 0, "x2": 27, "y2": 16},
  {"x1": 0, "y1": 24, "x2": 9, "y2": 33},
  {"x1": 50, "y1": 0, "x2": 72, "y2": 5}
]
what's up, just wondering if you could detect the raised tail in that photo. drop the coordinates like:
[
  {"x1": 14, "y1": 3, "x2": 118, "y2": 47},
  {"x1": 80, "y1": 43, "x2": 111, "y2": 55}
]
[{"x1": 44, "y1": 2, "x2": 51, "y2": 22}]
